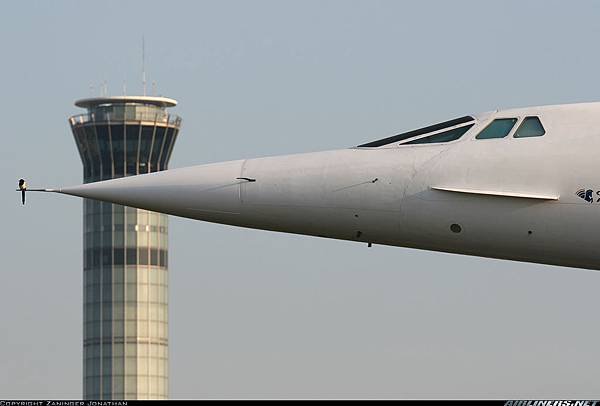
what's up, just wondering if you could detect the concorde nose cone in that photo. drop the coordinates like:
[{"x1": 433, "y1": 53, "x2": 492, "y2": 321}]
[{"x1": 59, "y1": 160, "x2": 244, "y2": 221}]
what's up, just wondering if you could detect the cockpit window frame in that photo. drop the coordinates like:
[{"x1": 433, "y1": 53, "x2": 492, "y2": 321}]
[
  {"x1": 402, "y1": 123, "x2": 475, "y2": 145},
  {"x1": 475, "y1": 118, "x2": 519, "y2": 140},
  {"x1": 356, "y1": 115, "x2": 475, "y2": 148},
  {"x1": 513, "y1": 116, "x2": 546, "y2": 138}
]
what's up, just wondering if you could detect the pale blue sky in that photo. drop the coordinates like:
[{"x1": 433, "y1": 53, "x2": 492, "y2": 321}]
[{"x1": 2, "y1": 0, "x2": 600, "y2": 399}]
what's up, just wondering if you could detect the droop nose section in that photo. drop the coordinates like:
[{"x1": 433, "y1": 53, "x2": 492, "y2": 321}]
[{"x1": 59, "y1": 160, "x2": 245, "y2": 222}]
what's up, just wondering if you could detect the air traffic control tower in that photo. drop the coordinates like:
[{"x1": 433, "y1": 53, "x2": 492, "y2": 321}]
[{"x1": 69, "y1": 96, "x2": 182, "y2": 399}]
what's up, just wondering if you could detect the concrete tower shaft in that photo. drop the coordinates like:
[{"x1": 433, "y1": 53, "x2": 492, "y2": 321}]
[{"x1": 69, "y1": 96, "x2": 181, "y2": 399}]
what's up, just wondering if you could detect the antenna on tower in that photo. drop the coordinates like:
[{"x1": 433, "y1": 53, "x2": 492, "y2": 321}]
[
  {"x1": 142, "y1": 36, "x2": 147, "y2": 96},
  {"x1": 152, "y1": 81, "x2": 157, "y2": 96}
]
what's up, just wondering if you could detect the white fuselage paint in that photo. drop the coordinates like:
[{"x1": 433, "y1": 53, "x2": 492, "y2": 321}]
[{"x1": 58, "y1": 102, "x2": 600, "y2": 271}]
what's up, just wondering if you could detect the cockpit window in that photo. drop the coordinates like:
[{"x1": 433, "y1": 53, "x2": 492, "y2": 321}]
[
  {"x1": 404, "y1": 124, "x2": 474, "y2": 145},
  {"x1": 476, "y1": 118, "x2": 517, "y2": 139},
  {"x1": 357, "y1": 115, "x2": 475, "y2": 148},
  {"x1": 514, "y1": 116, "x2": 545, "y2": 138}
]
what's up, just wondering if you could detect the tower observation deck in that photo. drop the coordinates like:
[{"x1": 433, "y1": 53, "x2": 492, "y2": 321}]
[{"x1": 69, "y1": 96, "x2": 182, "y2": 399}]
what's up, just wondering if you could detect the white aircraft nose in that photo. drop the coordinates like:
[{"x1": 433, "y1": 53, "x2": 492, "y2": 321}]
[{"x1": 59, "y1": 160, "x2": 245, "y2": 222}]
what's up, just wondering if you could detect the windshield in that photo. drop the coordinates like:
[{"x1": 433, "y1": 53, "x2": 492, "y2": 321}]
[{"x1": 357, "y1": 115, "x2": 475, "y2": 148}]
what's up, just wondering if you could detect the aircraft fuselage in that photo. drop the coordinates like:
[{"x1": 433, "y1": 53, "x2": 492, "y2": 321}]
[{"x1": 57, "y1": 102, "x2": 600, "y2": 271}]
